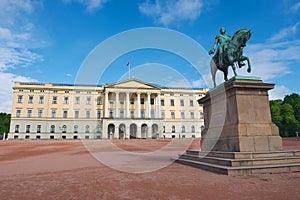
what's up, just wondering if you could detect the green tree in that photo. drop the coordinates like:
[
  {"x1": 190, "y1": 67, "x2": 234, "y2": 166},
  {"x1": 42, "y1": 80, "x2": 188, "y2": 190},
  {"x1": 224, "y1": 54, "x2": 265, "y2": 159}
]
[
  {"x1": 279, "y1": 103, "x2": 300, "y2": 137},
  {"x1": 283, "y1": 93, "x2": 300, "y2": 122},
  {"x1": 270, "y1": 97, "x2": 300, "y2": 137},
  {"x1": 269, "y1": 100, "x2": 283, "y2": 126},
  {"x1": 0, "y1": 113, "x2": 11, "y2": 135}
]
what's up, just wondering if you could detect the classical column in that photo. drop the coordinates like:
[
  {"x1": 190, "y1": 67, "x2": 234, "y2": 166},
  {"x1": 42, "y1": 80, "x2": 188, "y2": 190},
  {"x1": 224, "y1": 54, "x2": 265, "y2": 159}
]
[
  {"x1": 126, "y1": 92, "x2": 130, "y2": 118},
  {"x1": 156, "y1": 93, "x2": 161, "y2": 118},
  {"x1": 137, "y1": 92, "x2": 141, "y2": 118},
  {"x1": 147, "y1": 92, "x2": 151, "y2": 118},
  {"x1": 104, "y1": 91, "x2": 109, "y2": 118},
  {"x1": 115, "y1": 92, "x2": 119, "y2": 118}
]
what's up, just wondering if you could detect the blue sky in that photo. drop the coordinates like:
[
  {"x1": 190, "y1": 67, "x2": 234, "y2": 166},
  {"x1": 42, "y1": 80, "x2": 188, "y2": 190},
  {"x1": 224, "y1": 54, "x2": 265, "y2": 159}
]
[{"x1": 1, "y1": 0, "x2": 300, "y2": 113}]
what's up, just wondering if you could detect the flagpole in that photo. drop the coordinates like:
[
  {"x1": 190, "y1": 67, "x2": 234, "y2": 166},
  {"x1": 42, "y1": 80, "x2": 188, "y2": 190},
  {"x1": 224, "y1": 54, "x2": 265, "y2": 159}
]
[
  {"x1": 127, "y1": 61, "x2": 131, "y2": 80},
  {"x1": 129, "y1": 63, "x2": 131, "y2": 80}
]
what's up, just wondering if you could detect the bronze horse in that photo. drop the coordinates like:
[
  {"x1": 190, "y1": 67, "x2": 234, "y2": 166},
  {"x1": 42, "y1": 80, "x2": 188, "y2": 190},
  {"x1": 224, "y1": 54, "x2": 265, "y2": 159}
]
[{"x1": 210, "y1": 28, "x2": 252, "y2": 87}]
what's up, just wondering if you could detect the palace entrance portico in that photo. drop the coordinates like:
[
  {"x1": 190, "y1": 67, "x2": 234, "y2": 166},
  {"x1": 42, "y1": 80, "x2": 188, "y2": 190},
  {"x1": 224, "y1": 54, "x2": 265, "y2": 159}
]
[{"x1": 101, "y1": 79, "x2": 163, "y2": 139}]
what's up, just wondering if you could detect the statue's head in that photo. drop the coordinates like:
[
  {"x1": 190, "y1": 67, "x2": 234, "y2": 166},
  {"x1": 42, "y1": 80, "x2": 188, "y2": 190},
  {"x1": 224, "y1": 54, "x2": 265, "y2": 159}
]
[{"x1": 220, "y1": 27, "x2": 226, "y2": 34}]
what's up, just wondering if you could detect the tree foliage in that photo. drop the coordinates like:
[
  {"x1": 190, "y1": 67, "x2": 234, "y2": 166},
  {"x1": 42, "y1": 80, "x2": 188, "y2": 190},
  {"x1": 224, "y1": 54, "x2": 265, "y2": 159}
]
[
  {"x1": 0, "y1": 113, "x2": 11, "y2": 135},
  {"x1": 270, "y1": 93, "x2": 300, "y2": 137}
]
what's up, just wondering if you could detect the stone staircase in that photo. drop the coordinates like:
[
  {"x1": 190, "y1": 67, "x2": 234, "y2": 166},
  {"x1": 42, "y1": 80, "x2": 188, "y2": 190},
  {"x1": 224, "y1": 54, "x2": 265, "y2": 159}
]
[{"x1": 175, "y1": 150, "x2": 300, "y2": 175}]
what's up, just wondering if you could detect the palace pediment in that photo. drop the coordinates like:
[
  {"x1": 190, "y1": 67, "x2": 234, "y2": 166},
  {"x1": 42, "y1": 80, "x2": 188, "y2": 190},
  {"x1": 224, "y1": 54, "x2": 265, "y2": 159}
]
[{"x1": 105, "y1": 79, "x2": 161, "y2": 90}]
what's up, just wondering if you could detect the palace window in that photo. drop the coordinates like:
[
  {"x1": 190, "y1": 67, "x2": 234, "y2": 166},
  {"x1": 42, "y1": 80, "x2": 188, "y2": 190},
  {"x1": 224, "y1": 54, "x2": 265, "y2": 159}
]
[
  {"x1": 150, "y1": 98, "x2": 154, "y2": 105},
  {"x1": 52, "y1": 96, "x2": 57, "y2": 104},
  {"x1": 120, "y1": 97, "x2": 124, "y2": 104},
  {"x1": 141, "y1": 98, "x2": 144, "y2": 104},
  {"x1": 171, "y1": 111, "x2": 175, "y2": 119},
  {"x1": 161, "y1": 110, "x2": 165, "y2": 119},
  {"x1": 85, "y1": 125, "x2": 90, "y2": 133},
  {"x1": 51, "y1": 109, "x2": 56, "y2": 118},
  {"x1": 64, "y1": 96, "x2": 69, "y2": 104},
  {"x1": 73, "y1": 125, "x2": 78, "y2": 133},
  {"x1": 86, "y1": 97, "x2": 91, "y2": 105},
  {"x1": 200, "y1": 112, "x2": 204, "y2": 119},
  {"x1": 161, "y1": 99, "x2": 165, "y2": 106},
  {"x1": 62, "y1": 125, "x2": 67, "y2": 133},
  {"x1": 109, "y1": 96, "x2": 114, "y2": 104},
  {"x1": 97, "y1": 110, "x2": 101, "y2": 118},
  {"x1": 63, "y1": 110, "x2": 68, "y2": 118},
  {"x1": 28, "y1": 96, "x2": 33, "y2": 103},
  {"x1": 38, "y1": 109, "x2": 43, "y2": 118},
  {"x1": 170, "y1": 99, "x2": 175, "y2": 106},
  {"x1": 50, "y1": 125, "x2": 55, "y2": 133},
  {"x1": 130, "y1": 110, "x2": 134, "y2": 118},
  {"x1": 191, "y1": 125, "x2": 195, "y2": 133},
  {"x1": 172, "y1": 125, "x2": 176, "y2": 133},
  {"x1": 39, "y1": 96, "x2": 44, "y2": 104},
  {"x1": 190, "y1": 111, "x2": 194, "y2": 119},
  {"x1": 74, "y1": 110, "x2": 79, "y2": 118},
  {"x1": 96, "y1": 125, "x2": 102, "y2": 133},
  {"x1": 109, "y1": 110, "x2": 114, "y2": 118},
  {"x1": 17, "y1": 95, "x2": 23, "y2": 103},
  {"x1": 97, "y1": 97, "x2": 102, "y2": 105},
  {"x1": 120, "y1": 110, "x2": 124, "y2": 118},
  {"x1": 141, "y1": 110, "x2": 145, "y2": 118},
  {"x1": 180, "y1": 99, "x2": 184, "y2": 106},
  {"x1": 130, "y1": 97, "x2": 134, "y2": 104},
  {"x1": 181, "y1": 125, "x2": 186, "y2": 133},
  {"x1": 27, "y1": 109, "x2": 32, "y2": 118},
  {"x1": 181, "y1": 111, "x2": 185, "y2": 119},
  {"x1": 75, "y1": 97, "x2": 80, "y2": 104},
  {"x1": 16, "y1": 109, "x2": 21, "y2": 118},
  {"x1": 26, "y1": 125, "x2": 31, "y2": 133},
  {"x1": 86, "y1": 110, "x2": 91, "y2": 119},
  {"x1": 15, "y1": 125, "x2": 20, "y2": 133},
  {"x1": 190, "y1": 100, "x2": 194, "y2": 106},
  {"x1": 37, "y1": 125, "x2": 41, "y2": 133},
  {"x1": 151, "y1": 109, "x2": 155, "y2": 118}
]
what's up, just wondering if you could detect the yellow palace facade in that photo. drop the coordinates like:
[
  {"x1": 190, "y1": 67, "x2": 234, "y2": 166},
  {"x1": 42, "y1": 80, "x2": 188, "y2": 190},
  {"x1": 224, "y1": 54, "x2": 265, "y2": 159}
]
[{"x1": 8, "y1": 79, "x2": 208, "y2": 140}]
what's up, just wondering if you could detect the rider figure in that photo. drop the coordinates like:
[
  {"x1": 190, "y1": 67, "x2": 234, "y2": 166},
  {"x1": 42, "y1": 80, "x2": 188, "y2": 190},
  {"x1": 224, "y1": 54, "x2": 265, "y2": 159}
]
[{"x1": 209, "y1": 27, "x2": 231, "y2": 66}]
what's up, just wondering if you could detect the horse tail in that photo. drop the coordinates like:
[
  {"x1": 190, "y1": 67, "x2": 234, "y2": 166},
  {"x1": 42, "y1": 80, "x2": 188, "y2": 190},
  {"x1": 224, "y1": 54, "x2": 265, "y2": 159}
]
[{"x1": 210, "y1": 58, "x2": 217, "y2": 88}]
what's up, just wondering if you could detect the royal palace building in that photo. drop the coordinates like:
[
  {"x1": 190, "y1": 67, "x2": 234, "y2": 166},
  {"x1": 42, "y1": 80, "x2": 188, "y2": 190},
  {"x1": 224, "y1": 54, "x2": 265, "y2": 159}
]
[{"x1": 8, "y1": 79, "x2": 208, "y2": 140}]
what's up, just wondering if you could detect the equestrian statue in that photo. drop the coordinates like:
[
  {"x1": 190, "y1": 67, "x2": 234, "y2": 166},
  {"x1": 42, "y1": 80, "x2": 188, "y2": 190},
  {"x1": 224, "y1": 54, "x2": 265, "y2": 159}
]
[{"x1": 209, "y1": 28, "x2": 252, "y2": 87}]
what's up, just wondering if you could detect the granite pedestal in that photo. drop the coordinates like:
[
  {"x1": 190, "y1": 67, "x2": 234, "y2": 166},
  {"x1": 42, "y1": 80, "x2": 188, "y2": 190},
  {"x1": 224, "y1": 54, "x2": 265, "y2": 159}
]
[{"x1": 176, "y1": 76, "x2": 300, "y2": 174}]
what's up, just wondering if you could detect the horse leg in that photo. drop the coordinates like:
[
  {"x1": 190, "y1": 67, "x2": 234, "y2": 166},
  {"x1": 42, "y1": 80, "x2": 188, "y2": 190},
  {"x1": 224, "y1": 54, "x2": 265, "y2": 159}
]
[
  {"x1": 240, "y1": 56, "x2": 251, "y2": 73},
  {"x1": 223, "y1": 67, "x2": 228, "y2": 82},
  {"x1": 210, "y1": 59, "x2": 217, "y2": 87},
  {"x1": 231, "y1": 64, "x2": 237, "y2": 76}
]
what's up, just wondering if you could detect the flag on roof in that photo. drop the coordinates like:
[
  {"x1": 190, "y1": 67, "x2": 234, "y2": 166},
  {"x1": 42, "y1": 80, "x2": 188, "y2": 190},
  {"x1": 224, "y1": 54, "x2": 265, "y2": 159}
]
[{"x1": 126, "y1": 61, "x2": 130, "y2": 66}]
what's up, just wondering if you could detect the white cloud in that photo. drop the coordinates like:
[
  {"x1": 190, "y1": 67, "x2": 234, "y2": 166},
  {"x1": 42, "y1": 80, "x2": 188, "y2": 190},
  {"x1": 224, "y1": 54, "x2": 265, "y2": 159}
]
[
  {"x1": 139, "y1": 0, "x2": 203, "y2": 26},
  {"x1": 269, "y1": 85, "x2": 291, "y2": 100},
  {"x1": 165, "y1": 79, "x2": 191, "y2": 88},
  {"x1": 244, "y1": 39, "x2": 300, "y2": 81},
  {"x1": 0, "y1": 72, "x2": 37, "y2": 113},
  {"x1": 0, "y1": 1, "x2": 44, "y2": 112},
  {"x1": 269, "y1": 22, "x2": 299, "y2": 41},
  {"x1": 63, "y1": 0, "x2": 108, "y2": 12},
  {"x1": 291, "y1": 1, "x2": 300, "y2": 12}
]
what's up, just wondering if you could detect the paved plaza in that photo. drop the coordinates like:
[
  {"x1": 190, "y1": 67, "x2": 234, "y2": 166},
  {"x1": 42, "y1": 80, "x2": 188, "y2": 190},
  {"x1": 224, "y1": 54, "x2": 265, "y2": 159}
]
[{"x1": 0, "y1": 138, "x2": 300, "y2": 199}]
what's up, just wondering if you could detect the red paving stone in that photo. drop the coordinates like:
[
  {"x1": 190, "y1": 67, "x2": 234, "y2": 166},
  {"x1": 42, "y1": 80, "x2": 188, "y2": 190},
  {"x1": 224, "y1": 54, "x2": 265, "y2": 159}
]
[{"x1": 0, "y1": 138, "x2": 300, "y2": 199}]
